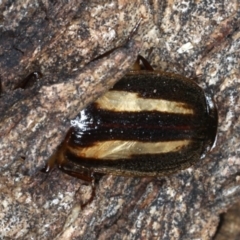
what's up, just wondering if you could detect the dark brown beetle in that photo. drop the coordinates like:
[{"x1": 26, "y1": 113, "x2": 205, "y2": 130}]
[{"x1": 44, "y1": 55, "x2": 218, "y2": 183}]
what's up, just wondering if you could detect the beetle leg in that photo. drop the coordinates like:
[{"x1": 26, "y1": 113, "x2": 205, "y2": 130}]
[
  {"x1": 131, "y1": 55, "x2": 154, "y2": 71},
  {"x1": 138, "y1": 55, "x2": 154, "y2": 71},
  {"x1": 58, "y1": 163, "x2": 94, "y2": 182}
]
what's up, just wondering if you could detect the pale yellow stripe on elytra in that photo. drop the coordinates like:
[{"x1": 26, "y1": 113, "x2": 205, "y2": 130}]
[
  {"x1": 68, "y1": 140, "x2": 191, "y2": 160},
  {"x1": 95, "y1": 91, "x2": 194, "y2": 114}
]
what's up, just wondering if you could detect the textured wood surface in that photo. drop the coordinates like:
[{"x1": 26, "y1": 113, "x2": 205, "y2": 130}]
[
  {"x1": 214, "y1": 200, "x2": 240, "y2": 240},
  {"x1": 0, "y1": 0, "x2": 240, "y2": 239}
]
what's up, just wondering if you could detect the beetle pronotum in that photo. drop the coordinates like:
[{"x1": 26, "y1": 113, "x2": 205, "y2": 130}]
[{"x1": 44, "y1": 56, "x2": 218, "y2": 183}]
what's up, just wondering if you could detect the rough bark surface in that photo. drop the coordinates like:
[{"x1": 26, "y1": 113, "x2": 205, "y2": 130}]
[
  {"x1": 214, "y1": 200, "x2": 240, "y2": 240},
  {"x1": 0, "y1": 0, "x2": 240, "y2": 239}
]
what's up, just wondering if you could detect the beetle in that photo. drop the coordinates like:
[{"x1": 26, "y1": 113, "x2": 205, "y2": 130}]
[{"x1": 44, "y1": 55, "x2": 218, "y2": 183}]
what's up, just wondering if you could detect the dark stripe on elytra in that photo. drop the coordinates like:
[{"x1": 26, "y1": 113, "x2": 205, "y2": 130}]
[
  {"x1": 65, "y1": 141, "x2": 202, "y2": 172},
  {"x1": 112, "y1": 74, "x2": 206, "y2": 104},
  {"x1": 71, "y1": 111, "x2": 209, "y2": 147}
]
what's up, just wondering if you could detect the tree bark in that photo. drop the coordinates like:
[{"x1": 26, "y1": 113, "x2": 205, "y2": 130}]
[{"x1": 0, "y1": 0, "x2": 240, "y2": 239}]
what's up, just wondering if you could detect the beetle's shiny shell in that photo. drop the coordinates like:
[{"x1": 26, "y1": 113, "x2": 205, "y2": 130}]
[{"x1": 56, "y1": 71, "x2": 218, "y2": 178}]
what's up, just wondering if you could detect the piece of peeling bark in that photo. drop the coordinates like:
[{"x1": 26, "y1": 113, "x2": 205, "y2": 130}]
[
  {"x1": 0, "y1": 0, "x2": 151, "y2": 174},
  {"x1": 0, "y1": 39, "x2": 141, "y2": 174},
  {"x1": 0, "y1": 1, "x2": 240, "y2": 240}
]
